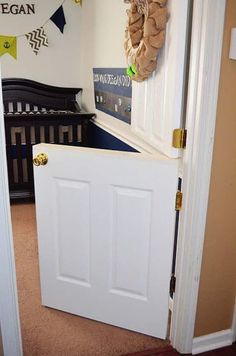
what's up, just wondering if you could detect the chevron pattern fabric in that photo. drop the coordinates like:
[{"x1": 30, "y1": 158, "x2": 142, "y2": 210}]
[{"x1": 25, "y1": 27, "x2": 48, "y2": 55}]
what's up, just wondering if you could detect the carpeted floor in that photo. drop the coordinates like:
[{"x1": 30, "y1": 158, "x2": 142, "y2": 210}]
[{"x1": 11, "y1": 203, "x2": 169, "y2": 356}]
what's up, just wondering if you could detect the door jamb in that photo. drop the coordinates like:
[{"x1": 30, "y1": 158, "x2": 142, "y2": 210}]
[
  {"x1": 170, "y1": 0, "x2": 226, "y2": 353},
  {"x1": 0, "y1": 66, "x2": 23, "y2": 356},
  {"x1": 0, "y1": 0, "x2": 226, "y2": 354}
]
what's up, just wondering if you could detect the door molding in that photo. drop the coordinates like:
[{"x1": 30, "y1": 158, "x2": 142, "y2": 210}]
[
  {"x1": 192, "y1": 329, "x2": 234, "y2": 355},
  {"x1": 170, "y1": 0, "x2": 226, "y2": 353},
  {"x1": 232, "y1": 299, "x2": 236, "y2": 343},
  {"x1": 0, "y1": 66, "x2": 23, "y2": 356},
  {"x1": 0, "y1": 0, "x2": 226, "y2": 354}
]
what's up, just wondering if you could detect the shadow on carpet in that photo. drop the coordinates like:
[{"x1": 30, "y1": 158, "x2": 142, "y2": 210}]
[
  {"x1": 123, "y1": 343, "x2": 236, "y2": 355},
  {"x1": 123, "y1": 346, "x2": 179, "y2": 356}
]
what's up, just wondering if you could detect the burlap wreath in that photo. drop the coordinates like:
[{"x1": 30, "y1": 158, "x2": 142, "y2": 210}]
[{"x1": 124, "y1": 0, "x2": 168, "y2": 82}]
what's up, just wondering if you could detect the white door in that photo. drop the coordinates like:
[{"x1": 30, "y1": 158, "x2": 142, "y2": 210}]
[{"x1": 33, "y1": 143, "x2": 178, "y2": 339}]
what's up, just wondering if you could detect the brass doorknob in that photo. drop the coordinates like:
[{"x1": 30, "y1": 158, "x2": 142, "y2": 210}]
[{"x1": 33, "y1": 153, "x2": 48, "y2": 166}]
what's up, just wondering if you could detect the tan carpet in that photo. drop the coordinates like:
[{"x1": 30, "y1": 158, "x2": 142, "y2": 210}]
[{"x1": 11, "y1": 203, "x2": 169, "y2": 356}]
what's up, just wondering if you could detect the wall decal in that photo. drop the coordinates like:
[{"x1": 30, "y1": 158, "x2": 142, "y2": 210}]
[
  {"x1": 0, "y1": 3, "x2": 35, "y2": 15},
  {"x1": 93, "y1": 68, "x2": 132, "y2": 125}
]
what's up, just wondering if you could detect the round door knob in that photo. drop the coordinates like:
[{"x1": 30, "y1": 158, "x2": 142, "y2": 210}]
[{"x1": 33, "y1": 153, "x2": 48, "y2": 166}]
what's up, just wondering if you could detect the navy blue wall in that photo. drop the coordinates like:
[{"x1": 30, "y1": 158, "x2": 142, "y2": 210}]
[{"x1": 88, "y1": 122, "x2": 138, "y2": 152}]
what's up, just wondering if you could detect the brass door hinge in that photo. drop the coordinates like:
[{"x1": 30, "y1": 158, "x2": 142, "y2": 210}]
[
  {"x1": 170, "y1": 274, "x2": 176, "y2": 294},
  {"x1": 172, "y1": 129, "x2": 187, "y2": 149},
  {"x1": 175, "y1": 191, "x2": 183, "y2": 211}
]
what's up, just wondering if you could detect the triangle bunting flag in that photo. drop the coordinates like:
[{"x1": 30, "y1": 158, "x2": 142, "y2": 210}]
[
  {"x1": 0, "y1": 36, "x2": 17, "y2": 59},
  {"x1": 50, "y1": 6, "x2": 66, "y2": 33},
  {"x1": 25, "y1": 27, "x2": 48, "y2": 55}
]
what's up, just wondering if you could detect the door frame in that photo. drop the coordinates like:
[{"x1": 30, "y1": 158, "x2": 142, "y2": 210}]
[
  {"x1": 0, "y1": 67, "x2": 23, "y2": 356},
  {"x1": 170, "y1": 0, "x2": 226, "y2": 352},
  {"x1": 0, "y1": 0, "x2": 226, "y2": 354}
]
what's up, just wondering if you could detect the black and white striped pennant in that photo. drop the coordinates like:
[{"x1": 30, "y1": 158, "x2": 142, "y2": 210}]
[{"x1": 25, "y1": 27, "x2": 48, "y2": 55}]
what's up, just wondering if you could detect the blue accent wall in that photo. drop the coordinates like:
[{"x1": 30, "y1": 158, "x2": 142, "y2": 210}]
[{"x1": 88, "y1": 122, "x2": 137, "y2": 152}]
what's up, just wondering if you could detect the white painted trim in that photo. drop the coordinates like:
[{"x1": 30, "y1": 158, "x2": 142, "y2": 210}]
[
  {"x1": 192, "y1": 304, "x2": 236, "y2": 355},
  {"x1": 170, "y1": 0, "x2": 226, "y2": 353},
  {"x1": 232, "y1": 299, "x2": 236, "y2": 342},
  {"x1": 0, "y1": 67, "x2": 23, "y2": 355},
  {"x1": 192, "y1": 330, "x2": 233, "y2": 355}
]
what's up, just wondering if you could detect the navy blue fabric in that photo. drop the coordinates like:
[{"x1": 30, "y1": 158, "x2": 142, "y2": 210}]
[{"x1": 50, "y1": 6, "x2": 66, "y2": 34}]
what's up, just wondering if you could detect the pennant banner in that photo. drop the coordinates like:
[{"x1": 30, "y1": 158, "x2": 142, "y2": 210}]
[
  {"x1": 25, "y1": 27, "x2": 48, "y2": 55},
  {"x1": 0, "y1": 36, "x2": 17, "y2": 59},
  {"x1": 50, "y1": 6, "x2": 66, "y2": 34},
  {"x1": 0, "y1": 1, "x2": 82, "y2": 58}
]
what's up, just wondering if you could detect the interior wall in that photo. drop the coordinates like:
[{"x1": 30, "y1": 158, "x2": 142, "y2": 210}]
[
  {"x1": 0, "y1": 0, "x2": 128, "y2": 117},
  {"x1": 0, "y1": 0, "x2": 82, "y2": 87},
  {"x1": 77, "y1": 0, "x2": 128, "y2": 116},
  {"x1": 194, "y1": 0, "x2": 236, "y2": 337}
]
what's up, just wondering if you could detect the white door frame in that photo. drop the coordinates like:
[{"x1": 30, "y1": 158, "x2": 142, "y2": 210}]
[
  {"x1": 170, "y1": 0, "x2": 226, "y2": 353},
  {"x1": 0, "y1": 1, "x2": 226, "y2": 354},
  {"x1": 0, "y1": 66, "x2": 23, "y2": 356}
]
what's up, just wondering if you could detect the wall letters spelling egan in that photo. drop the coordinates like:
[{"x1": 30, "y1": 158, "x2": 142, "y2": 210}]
[{"x1": 0, "y1": 3, "x2": 35, "y2": 15}]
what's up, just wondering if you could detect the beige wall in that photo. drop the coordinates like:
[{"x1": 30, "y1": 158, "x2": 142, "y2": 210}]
[{"x1": 194, "y1": 0, "x2": 236, "y2": 337}]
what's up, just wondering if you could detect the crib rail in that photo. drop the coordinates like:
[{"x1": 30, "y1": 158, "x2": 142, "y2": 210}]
[
  {"x1": 3, "y1": 78, "x2": 95, "y2": 202},
  {"x1": 5, "y1": 114, "x2": 91, "y2": 201}
]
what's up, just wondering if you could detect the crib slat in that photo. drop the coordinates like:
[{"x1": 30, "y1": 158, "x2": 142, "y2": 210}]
[
  {"x1": 82, "y1": 122, "x2": 89, "y2": 147},
  {"x1": 35, "y1": 125, "x2": 41, "y2": 144},
  {"x1": 12, "y1": 102, "x2": 18, "y2": 113},
  {"x1": 54, "y1": 125, "x2": 59, "y2": 144},
  {"x1": 44, "y1": 125, "x2": 50, "y2": 143},
  {"x1": 15, "y1": 132, "x2": 24, "y2": 185},
  {"x1": 29, "y1": 104, "x2": 34, "y2": 112},
  {"x1": 72, "y1": 124, "x2": 78, "y2": 145},
  {"x1": 63, "y1": 131, "x2": 69, "y2": 145},
  {"x1": 25, "y1": 126, "x2": 33, "y2": 186},
  {"x1": 21, "y1": 102, "x2": 26, "y2": 112},
  {"x1": 5, "y1": 125, "x2": 14, "y2": 187}
]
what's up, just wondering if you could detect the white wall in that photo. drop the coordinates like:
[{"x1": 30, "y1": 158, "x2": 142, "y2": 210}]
[
  {"x1": 0, "y1": 0, "x2": 128, "y2": 99},
  {"x1": 77, "y1": 0, "x2": 128, "y2": 114},
  {"x1": 0, "y1": 0, "x2": 82, "y2": 87}
]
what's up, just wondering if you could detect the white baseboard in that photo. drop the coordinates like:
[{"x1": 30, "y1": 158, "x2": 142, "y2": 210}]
[
  {"x1": 192, "y1": 329, "x2": 233, "y2": 354},
  {"x1": 232, "y1": 299, "x2": 236, "y2": 342}
]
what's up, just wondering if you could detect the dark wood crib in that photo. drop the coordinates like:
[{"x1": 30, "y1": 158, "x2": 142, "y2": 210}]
[{"x1": 3, "y1": 78, "x2": 95, "y2": 202}]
